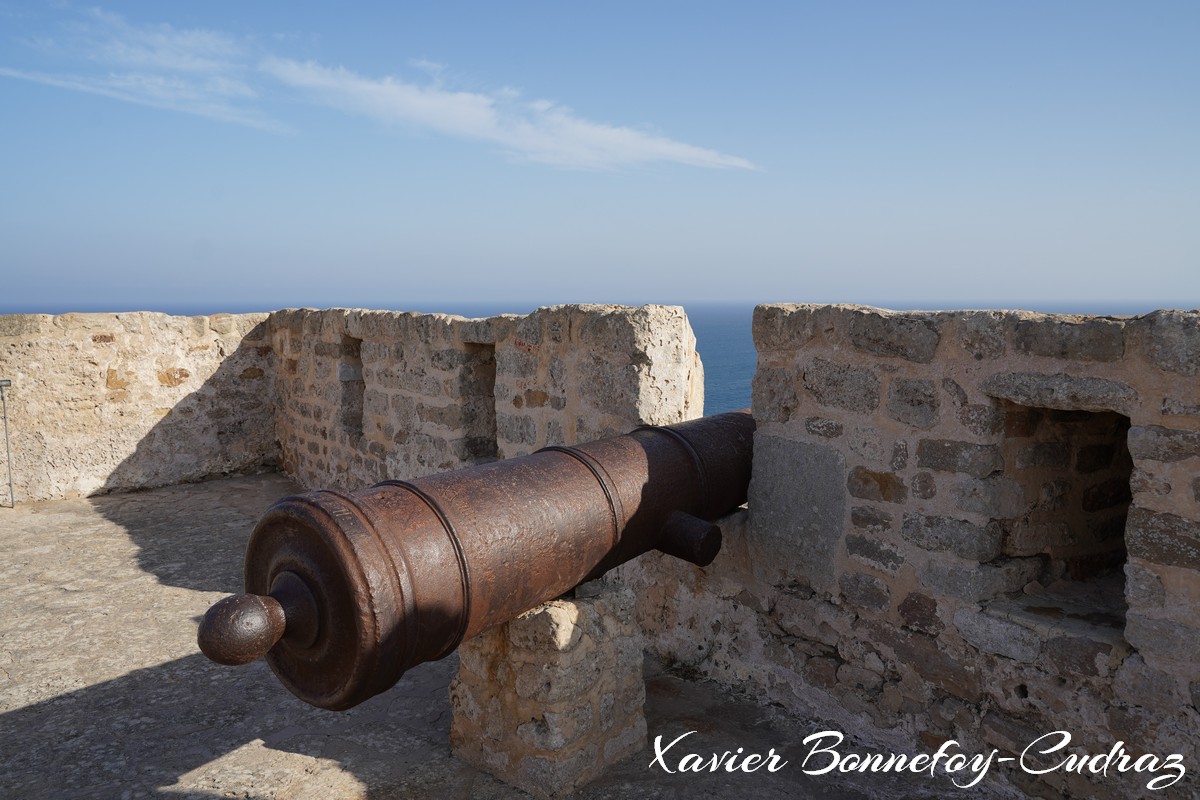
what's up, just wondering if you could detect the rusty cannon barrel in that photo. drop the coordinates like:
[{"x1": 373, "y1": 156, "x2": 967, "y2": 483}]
[{"x1": 198, "y1": 410, "x2": 754, "y2": 710}]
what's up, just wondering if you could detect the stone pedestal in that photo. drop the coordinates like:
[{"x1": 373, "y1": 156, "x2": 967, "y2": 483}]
[{"x1": 449, "y1": 581, "x2": 647, "y2": 798}]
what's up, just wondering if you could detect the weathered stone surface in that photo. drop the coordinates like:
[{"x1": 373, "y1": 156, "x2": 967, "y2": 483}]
[
  {"x1": 1014, "y1": 317, "x2": 1125, "y2": 361},
  {"x1": 887, "y1": 379, "x2": 939, "y2": 429},
  {"x1": 861, "y1": 620, "x2": 981, "y2": 701},
  {"x1": 1139, "y1": 309, "x2": 1200, "y2": 376},
  {"x1": 1125, "y1": 614, "x2": 1200, "y2": 668},
  {"x1": 1127, "y1": 425, "x2": 1200, "y2": 462},
  {"x1": 1114, "y1": 654, "x2": 1187, "y2": 709},
  {"x1": 1125, "y1": 508, "x2": 1200, "y2": 570},
  {"x1": 802, "y1": 358, "x2": 880, "y2": 412},
  {"x1": 850, "y1": 505, "x2": 893, "y2": 533},
  {"x1": 752, "y1": 303, "x2": 816, "y2": 352},
  {"x1": 951, "y1": 476, "x2": 1025, "y2": 518},
  {"x1": 890, "y1": 440, "x2": 909, "y2": 470},
  {"x1": 953, "y1": 608, "x2": 1042, "y2": 662},
  {"x1": 846, "y1": 533, "x2": 904, "y2": 572},
  {"x1": 910, "y1": 471, "x2": 937, "y2": 499},
  {"x1": 958, "y1": 404, "x2": 1004, "y2": 436},
  {"x1": 916, "y1": 439, "x2": 1002, "y2": 479},
  {"x1": 748, "y1": 435, "x2": 846, "y2": 592},
  {"x1": 753, "y1": 366, "x2": 798, "y2": 422},
  {"x1": 452, "y1": 583, "x2": 647, "y2": 799},
  {"x1": 919, "y1": 556, "x2": 1042, "y2": 602},
  {"x1": 898, "y1": 593, "x2": 943, "y2": 635},
  {"x1": 901, "y1": 513, "x2": 1001, "y2": 561},
  {"x1": 959, "y1": 312, "x2": 1007, "y2": 360},
  {"x1": 1044, "y1": 636, "x2": 1111, "y2": 677},
  {"x1": 847, "y1": 466, "x2": 908, "y2": 503},
  {"x1": 848, "y1": 310, "x2": 941, "y2": 363},
  {"x1": 839, "y1": 572, "x2": 891, "y2": 610},
  {"x1": 980, "y1": 371, "x2": 1138, "y2": 414},
  {"x1": 804, "y1": 416, "x2": 844, "y2": 438}
]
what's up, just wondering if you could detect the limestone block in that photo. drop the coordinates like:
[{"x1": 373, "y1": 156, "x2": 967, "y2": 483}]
[
  {"x1": 802, "y1": 358, "x2": 880, "y2": 412},
  {"x1": 980, "y1": 371, "x2": 1138, "y2": 414},
  {"x1": 848, "y1": 308, "x2": 942, "y2": 363},
  {"x1": 1013, "y1": 316, "x2": 1126, "y2": 361},
  {"x1": 748, "y1": 433, "x2": 847, "y2": 592},
  {"x1": 449, "y1": 583, "x2": 646, "y2": 799}
]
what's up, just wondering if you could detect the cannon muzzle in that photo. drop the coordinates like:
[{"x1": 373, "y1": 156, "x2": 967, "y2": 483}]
[{"x1": 198, "y1": 410, "x2": 754, "y2": 710}]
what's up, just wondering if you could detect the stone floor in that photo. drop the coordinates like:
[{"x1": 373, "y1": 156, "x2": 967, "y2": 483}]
[{"x1": 2, "y1": 473, "x2": 972, "y2": 799}]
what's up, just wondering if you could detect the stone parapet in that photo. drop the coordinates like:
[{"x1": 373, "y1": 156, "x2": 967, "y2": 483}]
[{"x1": 625, "y1": 304, "x2": 1200, "y2": 799}]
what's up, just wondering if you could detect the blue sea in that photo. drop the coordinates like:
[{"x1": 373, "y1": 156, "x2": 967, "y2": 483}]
[{"x1": 0, "y1": 300, "x2": 1185, "y2": 416}]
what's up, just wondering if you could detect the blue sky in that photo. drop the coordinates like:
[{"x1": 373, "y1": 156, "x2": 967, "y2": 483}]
[{"x1": 1, "y1": 1, "x2": 1197, "y2": 314}]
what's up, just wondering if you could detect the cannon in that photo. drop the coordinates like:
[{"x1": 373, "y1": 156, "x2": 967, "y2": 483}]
[{"x1": 198, "y1": 410, "x2": 754, "y2": 710}]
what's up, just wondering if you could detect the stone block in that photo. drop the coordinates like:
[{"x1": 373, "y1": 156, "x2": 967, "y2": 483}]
[
  {"x1": 860, "y1": 620, "x2": 981, "y2": 701},
  {"x1": 919, "y1": 556, "x2": 1043, "y2": 602},
  {"x1": 959, "y1": 312, "x2": 1007, "y2": 360},
  {"x1": 753, "y1": 366, "x2": 798, "y2": 423},
  {"x1": 1044, "y1": 636, "x2": 1112, "y2": 678},
  {"x1": 911, "y1": 471, "x2": 937, "y2": 499},
  {"x1": 1127, "y1": 425, "x2": 1200, "y2": 463},
  {"x1": 1013, "y1": 317, "x2": 1125, "y2": 361},
  {"x1": 752, "y1": 304, "x2": 816, "y2": 351},
  {"x1": 1125, "y1": 614, "x2": 1200, "y2": 671},
  {"x1": 953, "y1": 608, "x2": 1041, "y2": 662},
  {"x1": 804, "y1": 416, "x2": 844, "y2": 438},
  {"x1": 850, "y1": 505, "x2": 893, "y2": 533},
  {"x1": 901, "y1": 513, "x2": 1001, "y2": 561},
  {"x1": 898, "y1": 592, "x2": 943, "y2": 634},
  {"x1": 846, "y1": 466, "x2": 908, "y2": 503},
  {"x1": 916, "y1": 439, "x2": 1002, "y2": 479},
  {"x1": 1114, "y1": 654, "x2": 1188, "y2": 710},
  {"x1": 887, "y1": 379, "x2": 940, "y2": 429},
  {"x1": 1125, "y1": 507, "x2": 1200, "y2": 570},
  {"x1": 1016, "y1": 442, "x2": 1070, "y2": 469},
  {"x1": 748, "y1": 434, "x2": 846, "y2": 592},
  {"x1": 802, "y1": 358, "x2": 880, "y2": 412},
  {"x1": 845, "y1": 533, "x2": 904, "y2": 573},
  {"x1": 980, "y1": 371, "x2": 1137, "y2": 414},
  {"x1": 1139, "y1": 309, "x2": 1200, "y2": 376},
  {"x1": 450, "y1": 584, "x2": 646, "y2": 799},
  {"x1": 958, "y1": 404, "x2": 1004, "y2": 436},
  {"x1": 839, "y1": 572, "x2": 891, "y2": 611},
  {"x1": 848, "y1": 310, "x2": 941, "y2": 363},
  {"x1": 951, "y1": 476, "x2": 1025, "y2": 518}
]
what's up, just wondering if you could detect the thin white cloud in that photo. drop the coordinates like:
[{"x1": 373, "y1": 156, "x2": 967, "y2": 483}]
[
  {"x1": 0, "y1": 66, "x2": 282, "y2": 131},
  {"x1": 3, "y1": 9, "x2": 280, "y2": 130},
  {"x1": 3, "y1": 8, "x2": 757, "y2": 170},
  {"x1": 261, "y1": 58, "x2": 758, "y2": 171}
]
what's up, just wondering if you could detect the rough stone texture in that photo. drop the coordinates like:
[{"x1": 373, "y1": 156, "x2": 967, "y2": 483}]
[
  {"x1": 748, "y1": 435, "x2": 846, "y2": 592},
  {"x1": 980, "y1": 371, "x2": 1138, "y2": 415},
  {"x1": 491, "y1": 305, "x2": 703, "y2": 459},
  {"x1": 848, "y1": 308, "x2": 941, "y2": 363},
  {"x1": 802, "y1": 358, "x2": 880, "y2": 412},
  {"x1": 0, "y1": 312, "x2": 276, "y2": 501},
  {"x1": 1, "y1": 304, "x2": 702, "y2": 500},
  {"x1": 626, "y1": 303, "x2": 1200, "y2": 800},
  {"x1": 450, "y1": 583, "x2": 647, "y2": 799}
]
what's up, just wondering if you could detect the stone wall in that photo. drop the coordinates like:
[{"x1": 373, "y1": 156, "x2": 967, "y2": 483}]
[
  {"x1": 0, "y1": 312, "x2": 276, "y2": 502},
  {"x1": 0, "y1": 304, "x2": 702, "y2": 502},
  {"x1": 622, "y1": 304, "x2": 1200, "y2": 798}
]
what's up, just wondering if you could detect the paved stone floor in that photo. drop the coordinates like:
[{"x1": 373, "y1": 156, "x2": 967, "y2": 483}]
[{"x1": 2, "y1": 474, "x2": 970, "y2": 799}]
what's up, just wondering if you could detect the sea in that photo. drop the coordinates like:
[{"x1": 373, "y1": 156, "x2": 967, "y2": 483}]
[{"x1": 0, "y1": 300, "x2": 1185, "y2": 416}]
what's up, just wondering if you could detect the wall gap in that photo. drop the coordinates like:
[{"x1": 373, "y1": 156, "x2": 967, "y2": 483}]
[
  {"x1": 338, "y1": 335, "x2": 365, "y2": 439},
  {"x1": 986, "y1": 401, "x2": 1133, "y2": 636},
  {"x1": 461, "y1": 342, "x2": 498, "y2": 463}
]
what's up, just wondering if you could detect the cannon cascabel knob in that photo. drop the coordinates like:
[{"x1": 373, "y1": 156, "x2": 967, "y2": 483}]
[{"x1": 197, "y1": 593, "x2": 286, "y2": 665}]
